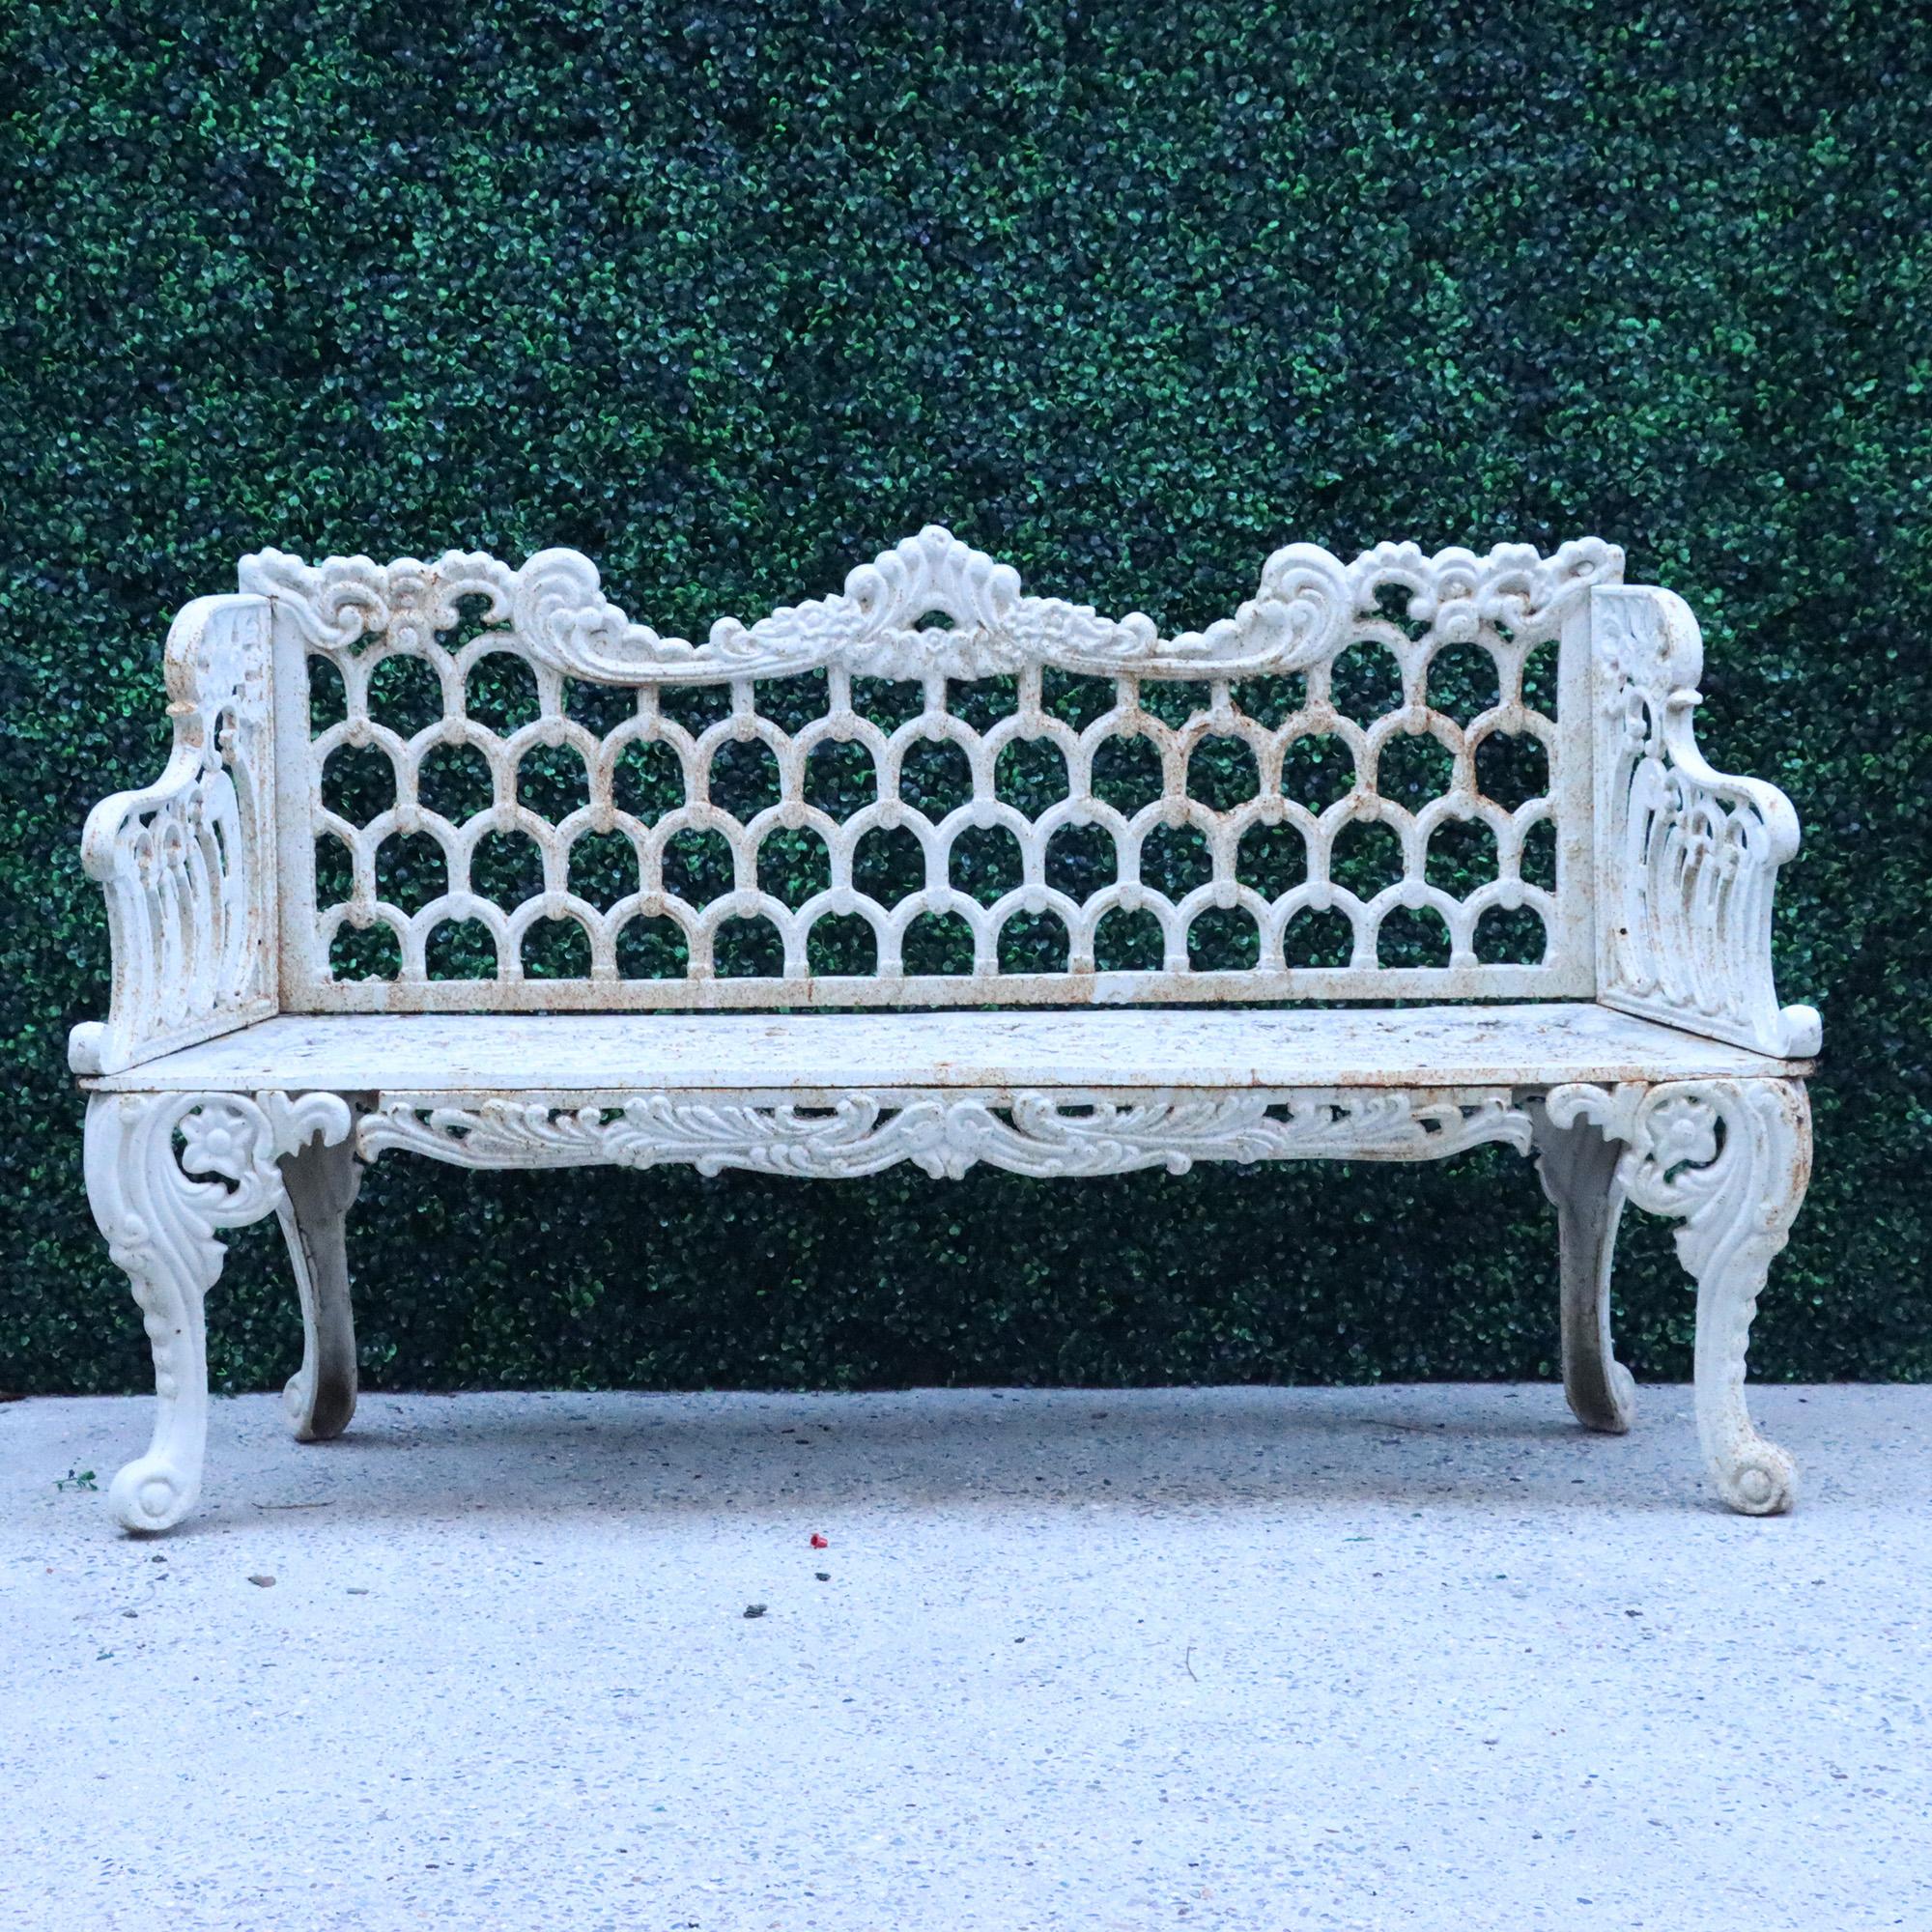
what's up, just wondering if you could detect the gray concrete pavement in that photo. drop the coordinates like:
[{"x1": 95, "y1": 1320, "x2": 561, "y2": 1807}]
[{"x1": 2, "y1": 1382, "x2": 1927, "y2": 1931}]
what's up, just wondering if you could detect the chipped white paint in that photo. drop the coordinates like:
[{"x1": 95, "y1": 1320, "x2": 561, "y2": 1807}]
[
  {"x1": 1525, "y1": 1097, "x2": 1639, "y2": 1435},
  {"x1": 276, "y1": 1125, "x2": 362, "y2": 1445},
  {"x1": 72, "y1": 530, "x2": 1822, "y2": 1527},
  {"x1": 241, "y1": 525, "x2": 1619, "y2": 688},
  {"x1": 1545, "y1": 1079, "x2": 1812, "y2": 1515}
]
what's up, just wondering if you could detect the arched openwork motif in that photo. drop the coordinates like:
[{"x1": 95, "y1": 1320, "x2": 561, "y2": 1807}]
[{"x1": 245, "y1": 526, "x2": 1618, "y2": 1010}]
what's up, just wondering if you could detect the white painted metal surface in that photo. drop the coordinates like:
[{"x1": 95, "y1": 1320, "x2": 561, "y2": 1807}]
[
  {"x1": 243, "y1": 527, "x2": 1614, "y2": 1011},
  {"x1": 1546, "y1": 1078, "x2": 1814, "y2": 1515},
  {"x1": 67, "y1": 596, "x2": 278, "y2": 1077},
  {"x1": 1592, "y1": 584, "x2": 1822, "y2": 1058},
  {"x1": 357, "y1": 1089, "x2": 1540, "y2": 1180},
  {"x1": 86, "y1": 1004, "x2": 1801, "y2": 1094},
  {"x1": 70, "y1": 529, "x2": 1822, "y2": 1530},
  {"x1": 82, "y1": 1091, "x2": 354, "y2": 1533}
]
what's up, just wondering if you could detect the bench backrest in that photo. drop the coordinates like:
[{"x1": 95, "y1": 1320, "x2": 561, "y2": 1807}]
[{"x1": 242, "y1": 527, "x2": 1621, "y2": 1012}]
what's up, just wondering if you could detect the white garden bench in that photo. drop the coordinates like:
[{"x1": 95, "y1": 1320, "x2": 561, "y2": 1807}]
[{"x1": 73, "y1": 527, "x2": 1819, "y2": 1531}]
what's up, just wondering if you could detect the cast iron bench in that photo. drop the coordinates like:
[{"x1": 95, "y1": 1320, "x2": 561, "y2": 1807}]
[{"x1": 73, "y1": 527, "x2": 1819, "y2": 1531}]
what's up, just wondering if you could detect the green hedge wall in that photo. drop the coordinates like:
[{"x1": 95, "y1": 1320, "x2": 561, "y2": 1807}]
[{"x1": 4, "y1": 0, "x2": 1928, "y2": 1397}]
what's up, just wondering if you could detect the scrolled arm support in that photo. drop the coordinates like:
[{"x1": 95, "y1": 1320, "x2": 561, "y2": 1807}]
[
  {"x1": 1591, "y1": 585, "x2": 1820, "y2": 1059},
  {"x1": 69, "y1": 595, "x2": 278, "y2": 1076}
]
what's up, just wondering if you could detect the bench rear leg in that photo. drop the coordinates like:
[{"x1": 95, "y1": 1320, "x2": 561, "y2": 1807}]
[
  {"x1": 1528, "y1": 1101, "x2": 1638, "y2": 1434},
  {"x1": 277, "y1": 1127, "x2": 362, "y2": 1442}
]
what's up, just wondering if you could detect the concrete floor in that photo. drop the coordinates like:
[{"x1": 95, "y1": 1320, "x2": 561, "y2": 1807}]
[{"x1": 2, "y1": 1383, "x2": 1927, "y2": 1932}]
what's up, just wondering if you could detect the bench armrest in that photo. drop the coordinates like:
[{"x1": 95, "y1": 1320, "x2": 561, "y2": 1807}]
[
  {"x1": 69, "y1": 594, "x2": 279, "y2": 1076},
  {"x1": 1591, "y1": 584, "x2": 1820, "y2": 1059}
]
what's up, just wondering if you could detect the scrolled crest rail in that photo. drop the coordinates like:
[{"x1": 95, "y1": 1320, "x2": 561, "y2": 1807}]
[{"x1": 240, "y1": 525, "x2": 1622, "y2": 684}]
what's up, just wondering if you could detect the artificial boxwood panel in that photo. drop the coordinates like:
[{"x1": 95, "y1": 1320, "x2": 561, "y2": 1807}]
[{"x1": 3, "y1": 0, "x2": 1927, "y2": 1396}]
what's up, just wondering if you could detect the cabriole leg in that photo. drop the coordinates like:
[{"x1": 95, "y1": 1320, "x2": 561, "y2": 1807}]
[
  {"x1": 85, "y1": 1094, "x2": 214, "y2": 1534},
  {"x1": 83, "y1": 1089, "x2": 355, "y2": 1533},
  {"x1": 1545, "y1": 1078, "x2": 1811, "y2": 1516},
  {"x1": 277, "y1": 1126, "x2": 362, "y2": 1441},
  {"x1": 1527, "y1": 1099, "x2": 1637, "y2": 1433},
  {"x1": 1674, "y1": 1081, "x2": 1812, "y2": 1515}
]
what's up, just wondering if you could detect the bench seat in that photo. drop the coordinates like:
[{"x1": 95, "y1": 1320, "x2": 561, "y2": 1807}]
[{"x1": 84, "y1": 1004, "x2": 1804, "y2": 1096}]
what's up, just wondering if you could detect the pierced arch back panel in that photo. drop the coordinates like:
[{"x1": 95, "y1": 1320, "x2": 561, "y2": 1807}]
[{"x1": 250, "y1": 526, "x2": 1615, "y2": 1011}]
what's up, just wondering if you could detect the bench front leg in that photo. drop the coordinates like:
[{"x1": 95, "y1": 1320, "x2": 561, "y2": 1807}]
[
  {"x1": 277, "y1": 1121, "x2": 364, "y2": 1442},
  {"x1": 1527, "y1": 1100, "x2": 1637, "y2": 1434},
  {"x1": 84, "y1": 1090, "x2": 355, "y2": 1532},
  {"x1": 1546, "y1": 1077, "x2": 1810, "y2": 1514}
]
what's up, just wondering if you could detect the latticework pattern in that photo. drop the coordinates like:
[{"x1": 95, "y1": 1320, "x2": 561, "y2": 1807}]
[{"x1": 251, "y1": 529, "x2": 1615, "y2": 1009}]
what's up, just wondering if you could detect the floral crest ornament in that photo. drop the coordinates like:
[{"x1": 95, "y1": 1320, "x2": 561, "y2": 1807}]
[{"x1": 241, "y1": 526, "x2": 1621, "y2": 684}]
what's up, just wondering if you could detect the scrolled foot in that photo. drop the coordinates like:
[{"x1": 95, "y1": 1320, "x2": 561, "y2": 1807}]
[
  {"x1": 1712, "y1": 1438, "x2": 1798, "y2": 1517},
  {"x1": 1581, "y1": 1357, "x2": 1639, "y2": 1436},
  {"x1": 283, "y1": 1364, "x2": 346, "y2": 1440},
  {"x1": 109, "y1": 1452, "x2": 201, "y2": 1534}
]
